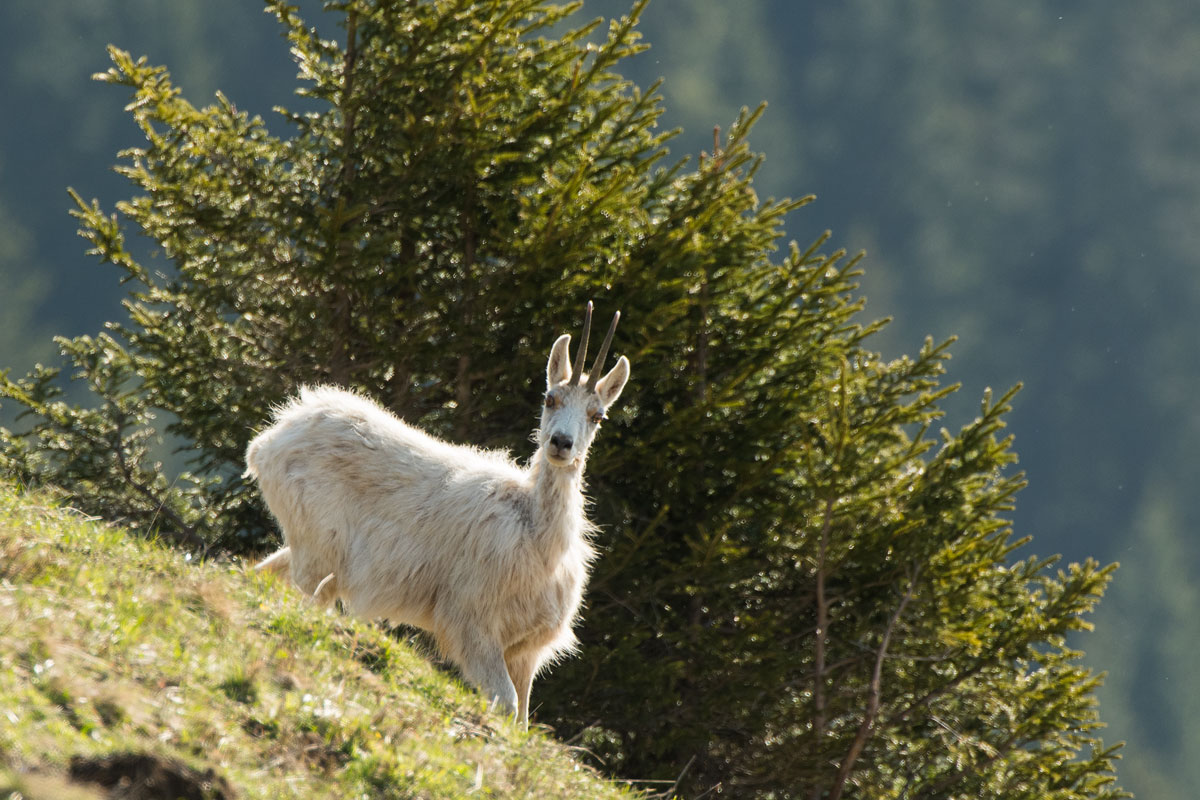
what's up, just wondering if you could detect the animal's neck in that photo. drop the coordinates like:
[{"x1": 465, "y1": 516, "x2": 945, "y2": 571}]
[{"x1": 528, "y1": 447, "x2": 586, "y2": 560}]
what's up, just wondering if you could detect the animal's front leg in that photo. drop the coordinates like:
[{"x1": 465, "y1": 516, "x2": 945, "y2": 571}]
[
  {"x1": 455, "y1": 636, "x2": 519, "y2": 716},
  {"x1": 505, "y1": 649, "x2": 539, "y2": 729}
]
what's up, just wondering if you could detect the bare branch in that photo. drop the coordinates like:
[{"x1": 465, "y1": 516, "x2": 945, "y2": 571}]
[
  {"x1": 827, "y1": 567, "x2": 920, "y2": 800},
  {"x1": 808, "y1": 496, "x2": 834, "y2": 800}
]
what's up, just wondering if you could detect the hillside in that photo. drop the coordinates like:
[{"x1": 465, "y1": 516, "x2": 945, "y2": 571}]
[{"x1": 0, "y1": 483, "x2": 641, "y2": 799}]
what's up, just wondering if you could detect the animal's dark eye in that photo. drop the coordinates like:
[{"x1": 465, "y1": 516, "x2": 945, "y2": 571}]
[
  {"x1": 545, "y1": 395, "x2": 557, "y2": 409},
  {"x1": 590, "y1": 411, "x2": 606, "y2": 424}
]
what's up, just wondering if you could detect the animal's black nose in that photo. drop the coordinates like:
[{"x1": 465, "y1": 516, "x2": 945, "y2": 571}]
[{"x1": 550, "y1": 433, "x2": 573, "y2": 451}]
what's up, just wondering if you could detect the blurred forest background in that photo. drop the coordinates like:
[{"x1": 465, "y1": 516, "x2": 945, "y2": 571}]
[{"x1": 0, "y1": 2, "x2": 1194, "y2": 797}]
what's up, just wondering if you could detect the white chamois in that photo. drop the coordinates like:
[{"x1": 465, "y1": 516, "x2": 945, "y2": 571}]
[{"x1": 245, "y1": 303, "x2": 630, "y2": 725}]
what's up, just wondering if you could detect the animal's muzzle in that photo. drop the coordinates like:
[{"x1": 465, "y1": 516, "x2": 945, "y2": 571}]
[{"x1": 548, "y1": 432, "x2": 574, "y2": 460}]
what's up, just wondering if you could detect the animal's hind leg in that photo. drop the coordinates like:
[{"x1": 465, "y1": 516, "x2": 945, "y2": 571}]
[
  {"x1": 255, "y1": 547, "x2": 291, "y2": 578},
  {"x1": 313, "y1": 572, "x2": 338, "y2": 605}
]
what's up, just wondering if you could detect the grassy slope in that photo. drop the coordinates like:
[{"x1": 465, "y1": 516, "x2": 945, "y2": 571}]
[{"x1": 0, "y1": 483, "x2": 641, "y2": 799}]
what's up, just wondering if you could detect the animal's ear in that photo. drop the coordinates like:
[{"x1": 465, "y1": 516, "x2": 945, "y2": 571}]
[
  {"x1": 547, "y1": 334, "x2": 573, "y2": 387},
  {"x1": 595, "y1": 355, "x2": 630, "y2": 407}
]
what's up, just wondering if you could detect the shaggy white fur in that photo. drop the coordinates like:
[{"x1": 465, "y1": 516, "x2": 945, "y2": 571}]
[{"x1": 246, "y1": 308, "x2": 630, "y2": 726}]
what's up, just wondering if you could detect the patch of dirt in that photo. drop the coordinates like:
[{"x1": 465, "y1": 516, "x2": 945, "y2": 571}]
[
  {"x1": 287, "y1": 731, "x2": 351, "y2": 774},
  {"x1": 67, "y1": 752, "x2": 236, "y2": 800}
]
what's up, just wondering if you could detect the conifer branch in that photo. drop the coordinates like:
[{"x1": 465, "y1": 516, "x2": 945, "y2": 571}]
[{"x1": 329, "y1": 7, "x2": 360, "y2": 388}]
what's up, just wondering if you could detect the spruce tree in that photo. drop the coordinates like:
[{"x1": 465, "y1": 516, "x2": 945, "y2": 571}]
[{"x1": 0, "y1": 1, "x2": 1125, "y2": 797}]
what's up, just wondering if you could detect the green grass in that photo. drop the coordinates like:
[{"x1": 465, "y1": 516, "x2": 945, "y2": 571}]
[{"x1": 0, "y1": 482, "x2": 643, "y2": 799}]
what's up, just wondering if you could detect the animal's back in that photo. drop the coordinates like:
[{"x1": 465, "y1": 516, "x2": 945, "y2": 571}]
[{"x1": 251, "y1": 386, "x2": 441, "y2": 482}]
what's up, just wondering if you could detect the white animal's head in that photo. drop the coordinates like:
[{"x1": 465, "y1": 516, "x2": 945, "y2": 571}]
[{"x1": 541, "y1": 301, "x2": 631, "y2": 468}]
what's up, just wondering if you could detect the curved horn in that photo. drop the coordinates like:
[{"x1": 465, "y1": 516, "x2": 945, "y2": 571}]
[
  {"x1": 572, "y1": 301, "x2": 593, "y2": 385},
  {"x1": 586, "y1": 310, "x2": 620, "y2": 391}
]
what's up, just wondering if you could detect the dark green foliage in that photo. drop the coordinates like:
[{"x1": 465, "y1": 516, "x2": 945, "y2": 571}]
[{"x1": 0, "y1": 1, "x2": 1124, "y2": 796}]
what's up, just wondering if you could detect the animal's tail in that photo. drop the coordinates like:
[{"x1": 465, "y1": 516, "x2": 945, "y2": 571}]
[
  {"x1": 243, "y1": 436, "x2": 263, "y2": 479},
  {"x1": 255, "y1": 547, "x2": 291, "y2": 577}
]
